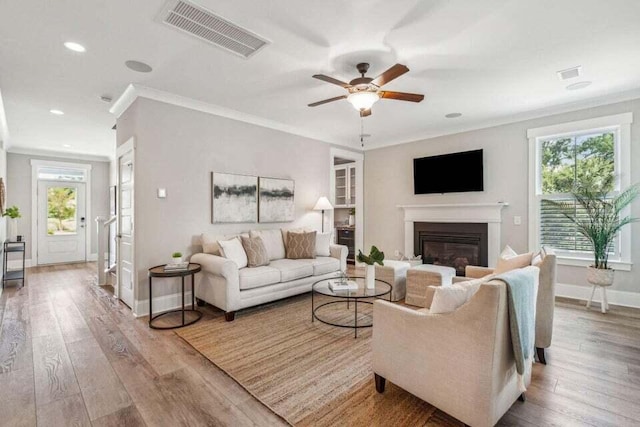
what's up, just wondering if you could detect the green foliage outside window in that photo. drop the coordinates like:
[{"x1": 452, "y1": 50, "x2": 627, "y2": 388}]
[{"x1": 48, "y1": 187, "x2": 77, "y2": 232}]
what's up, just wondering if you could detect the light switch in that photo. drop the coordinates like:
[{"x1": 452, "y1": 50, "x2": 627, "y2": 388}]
[
  {"x1": 513, "y1": 216, "x2": 522, "y2": 225},
  {"x1": 157, "y1": 188, "x2": 167, "y2": 198}
]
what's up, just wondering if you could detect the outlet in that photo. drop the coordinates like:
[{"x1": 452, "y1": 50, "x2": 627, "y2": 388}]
[{"x1": 513, "y1": 216, "x2": 522, "y2": 225}]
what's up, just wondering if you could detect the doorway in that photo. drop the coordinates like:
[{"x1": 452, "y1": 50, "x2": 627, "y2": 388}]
[
  {"x1": 116, "y1": 138, "x2": 135, "y2": 309},
  {"x1": 31, "y1": 160, "x2": 92, "y2": 265}
]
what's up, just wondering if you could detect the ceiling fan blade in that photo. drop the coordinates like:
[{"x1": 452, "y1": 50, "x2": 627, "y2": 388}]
[
  {"x1": 360, "y1": 109, "x2": 372, "y2": 117},
  {"x1": 380, "y1": 91, "x2": 424, "y2": 102},
  {"x1": 371, "y1": 64, "x2": 410, "y2": 87},
  {"x1": 308, "y1": 95, "x2": 347, "y2": 107},
  {"x1": 312, "y1": 74, "x2": 351, "y2": 88}
]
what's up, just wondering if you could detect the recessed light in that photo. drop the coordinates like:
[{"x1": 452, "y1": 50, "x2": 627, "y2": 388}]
[
  {"x1": 63, "y1": 144, "x2": 71, "y2": 148},
  {"x1": 125, "y1": 60, "x2": 153, "y2": 73},
  {"x1": 50, "y1": 109, "x2": 64, "y2": 115},
  {"x1": 566, "y1": 81, "x2": 592, "y2": 91},
  {"x1": 445, "y1": 113, "x2": 462, "y2": 118},
  {"x1": 64, "y1": 41, "x2": 86, "y2": 53}
]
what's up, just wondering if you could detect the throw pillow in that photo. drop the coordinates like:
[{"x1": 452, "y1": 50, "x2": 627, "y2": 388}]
[
  {"x1": 218, "y1": 237, "x2": 248, "y2": 269},
  {"x1": 286, "y1": 231, "x2": 317, "y2": 259},
  {"x1": 240, "y1": 235, "x2": 270, "y2": 267},
  {"x1": 201, "y1": 233, "x2": 223, "y2": 255},
  {"x1": 429, "y1": 276, "x2": 490, "y2": 314},
  {"x1": 500, "y1": 244, "x2": 518, "y2": 259},
  {"x1": 494, "y1": 251, "x2": 533, "y2": 274},
  {"x1": 249, "y1": 229, "x2": 286, "y2": 260},
  {"x1": 315, "y1": 232, "x2": 332, "y2": 257}
]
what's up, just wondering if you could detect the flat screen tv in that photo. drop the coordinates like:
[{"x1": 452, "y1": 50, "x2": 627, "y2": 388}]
[{"x1": 414, "y1": 149, "x2": 484, "y2": 194}]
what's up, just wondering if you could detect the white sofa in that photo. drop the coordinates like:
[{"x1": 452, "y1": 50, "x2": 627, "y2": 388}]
[{"x1": 191, "y1": 230, "x2": 348, "y2": 320}]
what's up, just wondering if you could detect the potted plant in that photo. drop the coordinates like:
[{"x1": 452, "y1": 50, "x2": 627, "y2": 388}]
[
  {"x1": 357, "y1": 246, "x2": 384, "y2": 289},
  {"x1": 3, "y1": 205, "x2": 21, "y2": 241},
  {"x1": 348, "y1": 208, "x2": 355, "y2": 226},
  {"x1": 547, "y1": 177, "x2": 638, "y2": 287},
  {"x1": 171, "y1": 252, "x2": 183, "y2": 264}
]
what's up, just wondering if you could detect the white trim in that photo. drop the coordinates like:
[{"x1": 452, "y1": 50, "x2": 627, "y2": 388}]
[
  {"x1": 30, "y1": 159, "x2": 92, "y2": 266},
  {"x1": 0, "y1": 88, "x2": 10, "y2": 150},
  {"x1": 7, "y1": 259, "x2": 32, "y2": 269},
  {"x1": 527, "y1": 113, "x2": 633, "y2": 264},
  {"x1": 110, "y1": 84, "x2": 342, "y2": 146},
  {"x1": 556, "y1": 282, "x2": 640, "y2": 309},
  {"x1": 330, "y1": 148, "x2": 364, "y2": 261},
  {"x1": 116, "y1": 137, "x2": 135, "y2": 308},
  {"x1": 8, "y1": 146, "x2": 110, "y2": 162},
  {"x1": 133, "y1": 291, "x2": 194, "y2": 318}
]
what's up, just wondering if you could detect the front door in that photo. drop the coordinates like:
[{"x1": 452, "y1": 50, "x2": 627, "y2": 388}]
[
  {"x1": 37, "y1": 181, "x2": 86, "y2": 264},
  {"x1": 117, "y1": 149, "x2": 134, "y2": 308}
]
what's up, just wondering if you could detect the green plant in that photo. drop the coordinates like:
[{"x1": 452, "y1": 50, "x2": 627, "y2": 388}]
[
  {"x1": 349, "y1": 208, "x2": 355, "y2": 215},
  {"x1": 3, "y1": 205, "x2": 21, "y2": 219},
  {"x1": 172, "y1": 252, "x2": 183, "y2": 258},
  {"x1": 357, "y1": 245, "x2": 385, "y2": 266},
  {"x1": 547, "y1": 175, "x2": 639, "y2": 269}
]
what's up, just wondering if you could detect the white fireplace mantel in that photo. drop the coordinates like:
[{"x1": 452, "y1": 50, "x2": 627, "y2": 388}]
[{"x1": 398, "y1": 202, "x2": 508, "y2": 267}]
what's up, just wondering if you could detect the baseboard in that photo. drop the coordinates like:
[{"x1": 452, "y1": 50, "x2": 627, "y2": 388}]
[
  {"x1": 556, "y1": 282, "x2": 640, "y2": 309},
  {"x1": 133, "y1": 291, "x2": 194, "y2": 318},
  {"x1": 7, "y1": 259, "x2": 32, "y2": 269}
]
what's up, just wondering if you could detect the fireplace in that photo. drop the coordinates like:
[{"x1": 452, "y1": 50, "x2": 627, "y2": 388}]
[{"x1": 414, "y1": 222, "x2": 488, "y2": 276}]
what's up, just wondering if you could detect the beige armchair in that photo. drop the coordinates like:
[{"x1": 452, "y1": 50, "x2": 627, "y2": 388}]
[
  {"x1": 372, "y1": 276, "x2": 534, "y2": 427},
  {"x1": 455, "y1": 247, "x2": 556, "y2": 364}
]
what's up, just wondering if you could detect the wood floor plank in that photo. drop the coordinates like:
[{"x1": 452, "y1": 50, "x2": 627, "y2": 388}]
[
  {"x1": 0, "y1": 368, "x2": 37, "y2": 427},
  {"x1": 32, "y1": 332, "x2": 81, "y2": 407},
  {"x1": 91, "y1": 404, "x2": 147, "y2": 427},
  {"x1": 49, "y1": 289, "x2": 93, "y2": 344},
  {"x1": 0, "y1": 290, "x2": 32, "y2": 374},
  {"x1": 36, "y1": 393, "x2": 91, "y2": 427}
]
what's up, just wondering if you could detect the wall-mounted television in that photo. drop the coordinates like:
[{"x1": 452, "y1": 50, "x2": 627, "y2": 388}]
[{"x1": 413, "y1": 149, "x2": 484, "y2": 194}]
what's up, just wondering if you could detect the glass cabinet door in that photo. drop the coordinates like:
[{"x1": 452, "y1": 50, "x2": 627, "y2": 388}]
[
  {"x1": 349, "y1": 166, "x2": 356, "y2": 205},
  {"x1": 335, "y1": 168, "x2": 347, "y2": 206}
]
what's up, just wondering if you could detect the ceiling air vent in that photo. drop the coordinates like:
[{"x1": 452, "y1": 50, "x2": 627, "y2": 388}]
[
  {"x1": 557, "y1": 66, "x2": 582, "y2": 81},
  {"x1": 160, "y1": 0, "x2": 269, "y2": 59}
]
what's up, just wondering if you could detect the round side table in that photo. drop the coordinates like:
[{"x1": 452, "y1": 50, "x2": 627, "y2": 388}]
[{"x1": 148, "y1": 263, "x2": 202, "y2": 329}]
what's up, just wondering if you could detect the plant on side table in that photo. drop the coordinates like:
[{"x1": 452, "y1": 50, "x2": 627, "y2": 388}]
[
  {"x1": 357, "y1": 245, "x2": 385, "y2": 289},
  {"x1": 3, "y1": 205, "x2": 21, "y2": 241},
  {"x1": 171, "y1": 252, "x2": 183, "y2": 264}
]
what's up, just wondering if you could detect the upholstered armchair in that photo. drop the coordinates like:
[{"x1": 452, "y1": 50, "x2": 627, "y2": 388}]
[
  {"x1": 372, "y1": 271, "x2": 536, "y2": 427},
  {"x1": 454, "y1": 247, "x2": 557, "y2": 364}
]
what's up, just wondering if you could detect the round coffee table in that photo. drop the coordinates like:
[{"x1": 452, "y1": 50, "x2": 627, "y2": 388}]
[
  {"x1": 148, "y1": 263, "x2": 202, "y2": 329},
  {"x1": 312, "y1": 276, "x2": 392, "y2": 338}
]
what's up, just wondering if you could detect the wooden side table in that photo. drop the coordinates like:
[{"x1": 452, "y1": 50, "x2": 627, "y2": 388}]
[{"x1": 148, "y1": 263, "x2": 202, "y2": 329}]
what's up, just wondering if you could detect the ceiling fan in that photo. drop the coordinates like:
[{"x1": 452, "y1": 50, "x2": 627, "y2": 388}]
[{"x1": 308, "y1": 63, "x2": 424, "y2": 117}]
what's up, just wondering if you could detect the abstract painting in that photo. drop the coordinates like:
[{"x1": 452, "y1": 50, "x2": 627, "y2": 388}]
[
  {"x1": 212, "y1": 172, "x2": 258, "y2": 223},
  {"x1": 259, "y1": 177, "x2": 295, "y2": 223}
]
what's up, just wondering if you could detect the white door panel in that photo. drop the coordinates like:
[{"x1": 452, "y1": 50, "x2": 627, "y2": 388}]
[{"x1": 117, "y1": 149, "x2": 135, "y2": 308}]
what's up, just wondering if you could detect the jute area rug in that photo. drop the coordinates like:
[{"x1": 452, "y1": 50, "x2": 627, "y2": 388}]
[{"x1": 176, "y1": 293, "x2": 455, "y2": 426}]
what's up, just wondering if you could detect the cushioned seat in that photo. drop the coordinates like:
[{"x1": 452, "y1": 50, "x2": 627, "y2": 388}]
[
  {"x1": 269, "y1": 259, "x2": 314, "y2": 282},
  {"x1": 310, "y1": 257, "x2": 341, "y2": 276},
  {"x1": 239, "y1": 266, "x2": 281, "y2": 290}
]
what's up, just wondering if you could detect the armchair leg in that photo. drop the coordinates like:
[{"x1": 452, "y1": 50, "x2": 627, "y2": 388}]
[
  {"x1": 518, "y1": 393, "x2": 526, "y2": 402},
  {"x1": 374, "y1": 374, "x2": 386, "y2": 393},
  {"x1": 224, "y1": 311, "x2": 236, "y2": 322},
  {"x1": 536, "y1": 347, "x2": 547, "y2": 365}
]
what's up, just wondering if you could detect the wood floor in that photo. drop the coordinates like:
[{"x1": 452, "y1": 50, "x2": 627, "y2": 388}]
[{"x1": 1, "y1": 263, "x2": 639, "y2": 426}]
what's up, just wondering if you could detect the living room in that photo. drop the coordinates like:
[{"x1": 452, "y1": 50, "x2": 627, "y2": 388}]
[{"x1": 1, "y1": 1, "x2": 639, "y2": 426}]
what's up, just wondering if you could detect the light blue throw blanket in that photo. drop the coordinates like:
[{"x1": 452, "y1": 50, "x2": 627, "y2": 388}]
[{"x1": 495, "y1": 268, "x2": 537, "y2": 390}]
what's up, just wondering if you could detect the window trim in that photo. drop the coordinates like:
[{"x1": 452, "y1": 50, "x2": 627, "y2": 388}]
[{"x1": 527, "y1": 112, "x2": 633, "y2": 270}]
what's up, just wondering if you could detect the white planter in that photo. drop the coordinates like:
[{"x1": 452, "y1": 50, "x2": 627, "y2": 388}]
[
  {"x1": 171, "y1": 256, "x2": 183, "y2": 264},
  {"x1": 348, "y1": 215, "x2": 355, "y2": 226},
  {"x1": 587, "y1": 266, "x2": 614, "y2": 287},
  {"x1": 8, "y1": 218, "x2": 18, "y2": 241},
  {"x1": 365, "y1": 264, "x2": 376, "y2": 290}
]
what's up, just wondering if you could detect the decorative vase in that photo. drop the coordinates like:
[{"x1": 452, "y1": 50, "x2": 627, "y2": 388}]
[
  {"x1": 587, "y1": 266, "x2": 614, "y2": 287},
  {"x1": 365, "y1": 264, "x2": 375, "y2": 290},
  {"x1": 348, "y1": 215, "x2": 355, "y2": 226},
  {"x1": 8, "y1": 218, "x2": 18, "y2": 241}
]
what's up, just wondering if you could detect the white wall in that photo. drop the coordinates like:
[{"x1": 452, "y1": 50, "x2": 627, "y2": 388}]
[
  {"x1": 117, "y1": 98, "x2": 335, "y2": 305},
  {"x1": 6, "y1": 153, "x2": 111, "y2": 261},
  {"x1": 0, "y1": 145, "x2": 6, "y2": 289},
  {"x1": 365, "y1": 98, "x2": 640, "y2": 294}
]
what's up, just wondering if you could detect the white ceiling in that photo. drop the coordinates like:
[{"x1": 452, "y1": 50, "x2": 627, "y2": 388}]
[{"x1": 2, "y1": 0, "x2": 640, "y2": 157}]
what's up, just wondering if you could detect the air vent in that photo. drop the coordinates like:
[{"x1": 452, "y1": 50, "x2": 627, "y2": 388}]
[
  {"x1": 557, "y1": 66, "x2": 582, "y2": 81},
  {"x1": 160, "y1": 0, "x2": 269, "y2": 59}
]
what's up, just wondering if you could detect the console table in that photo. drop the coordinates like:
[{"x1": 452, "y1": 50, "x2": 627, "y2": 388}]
[{"x1": 3, "y1": 240, "x2": 26, "y2": 288}]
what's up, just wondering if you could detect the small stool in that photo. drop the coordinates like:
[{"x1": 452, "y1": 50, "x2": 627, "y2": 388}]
[
  {"x1": 405, "y1": 264, "x2": 456, "y2": 307},
  {"x1": 375, "y1": 260, "x2": 411, "y2": 302},
  {"x1": 586, "y1": 284, "x2": 611, "y2": 314}
]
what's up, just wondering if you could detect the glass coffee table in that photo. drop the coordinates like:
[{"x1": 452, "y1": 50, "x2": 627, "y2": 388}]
[{"x1": 312, "y1": 276, "x2": 392, "y2": 338}]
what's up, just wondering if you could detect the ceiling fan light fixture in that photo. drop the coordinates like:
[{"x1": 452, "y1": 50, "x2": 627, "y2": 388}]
[{"x1": 347, "y1": 91, "x2": 380, "y2": 111}]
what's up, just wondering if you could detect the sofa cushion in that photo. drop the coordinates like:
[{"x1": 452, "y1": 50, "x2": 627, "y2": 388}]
[
  {"x1": 201, "y1": 233, "x2": 224, "y2": 255},
  {"x1": 315, "y1": 232, "x2": 332, "y2": 257},
  {"x1": 250, "y1": 229, "x2": 285, "y2": 261},
  {"x1": 286, "y1": 231, "x2": 317, "y2": 259},
  {"x1": 310, "y1": 256, "x2": 340, "y2": 276},
  {"x1": 269, "y1": 259, "x2": 314, "y2": 282},
  {"x1": 429, "y1": 277, "x2": 488, "y2": 314},
  {"x1": 238, "y1": 266, "x2": 281, "y2": 290},
  {"x1": 495, "y1": 251, "x2": 533, "y2": 274},
  {"x1": 218, "y1": 238, "x2": 248, "y2": 269},
  {"x1": 240, "y1": 235, "x2": 270, "y2": 267}
]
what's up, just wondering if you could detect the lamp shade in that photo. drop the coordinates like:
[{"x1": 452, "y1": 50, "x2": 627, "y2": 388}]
[
  {"x1": 313, "y1": 196, "x2": 333, "y2": 211},
  {"x1": 347, "y1": 91, "x2": 380, "y2": 111}
]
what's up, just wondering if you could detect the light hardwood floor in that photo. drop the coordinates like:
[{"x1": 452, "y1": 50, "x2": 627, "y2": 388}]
[{"x1": 1, "y1": 263, "x2": 639, "y2": 426}]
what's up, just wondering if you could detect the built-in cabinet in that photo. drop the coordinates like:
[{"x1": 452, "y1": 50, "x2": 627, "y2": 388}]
[{"x1": 334, "y1": 164, "x2": 356, "y2": 207}]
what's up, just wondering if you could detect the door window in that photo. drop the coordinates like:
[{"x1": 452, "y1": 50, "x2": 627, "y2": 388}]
[{"x1": 47, "y1": 187, "x2": 77, "y2": 235}]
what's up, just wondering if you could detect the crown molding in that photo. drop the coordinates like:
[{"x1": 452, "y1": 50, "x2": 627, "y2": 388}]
[
  {"x1": 110, "y1": 84, "x2": 344, "y2": 146},
  {"x1": 7, "y1": 146, "x2": 111, "y2": 162}
]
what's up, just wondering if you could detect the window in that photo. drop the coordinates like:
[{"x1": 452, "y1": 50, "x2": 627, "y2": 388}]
[
  {"x1": 47, "y1": 187, "x2": 78, "y2": 235},
  {"x1": 37, "y1": 166, "x2": 87, "y2": 182},
  {"x1": 528, "y1": 113, "x2": 632, "y2": 270}
]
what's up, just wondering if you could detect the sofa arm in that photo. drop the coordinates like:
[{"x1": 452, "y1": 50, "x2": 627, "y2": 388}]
[
  {"x1": 465, "y1": 265, "x2": 495, "y2": 279},
  {"x1": 330, "y1": 244, "x2": 348, "y2": 272},
  {"x1": 191, "y1": 253, "x2": 238, "y2": 278},
  {"x1": 190, "y1": 253, "x2": 240, "y2": 312}
]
